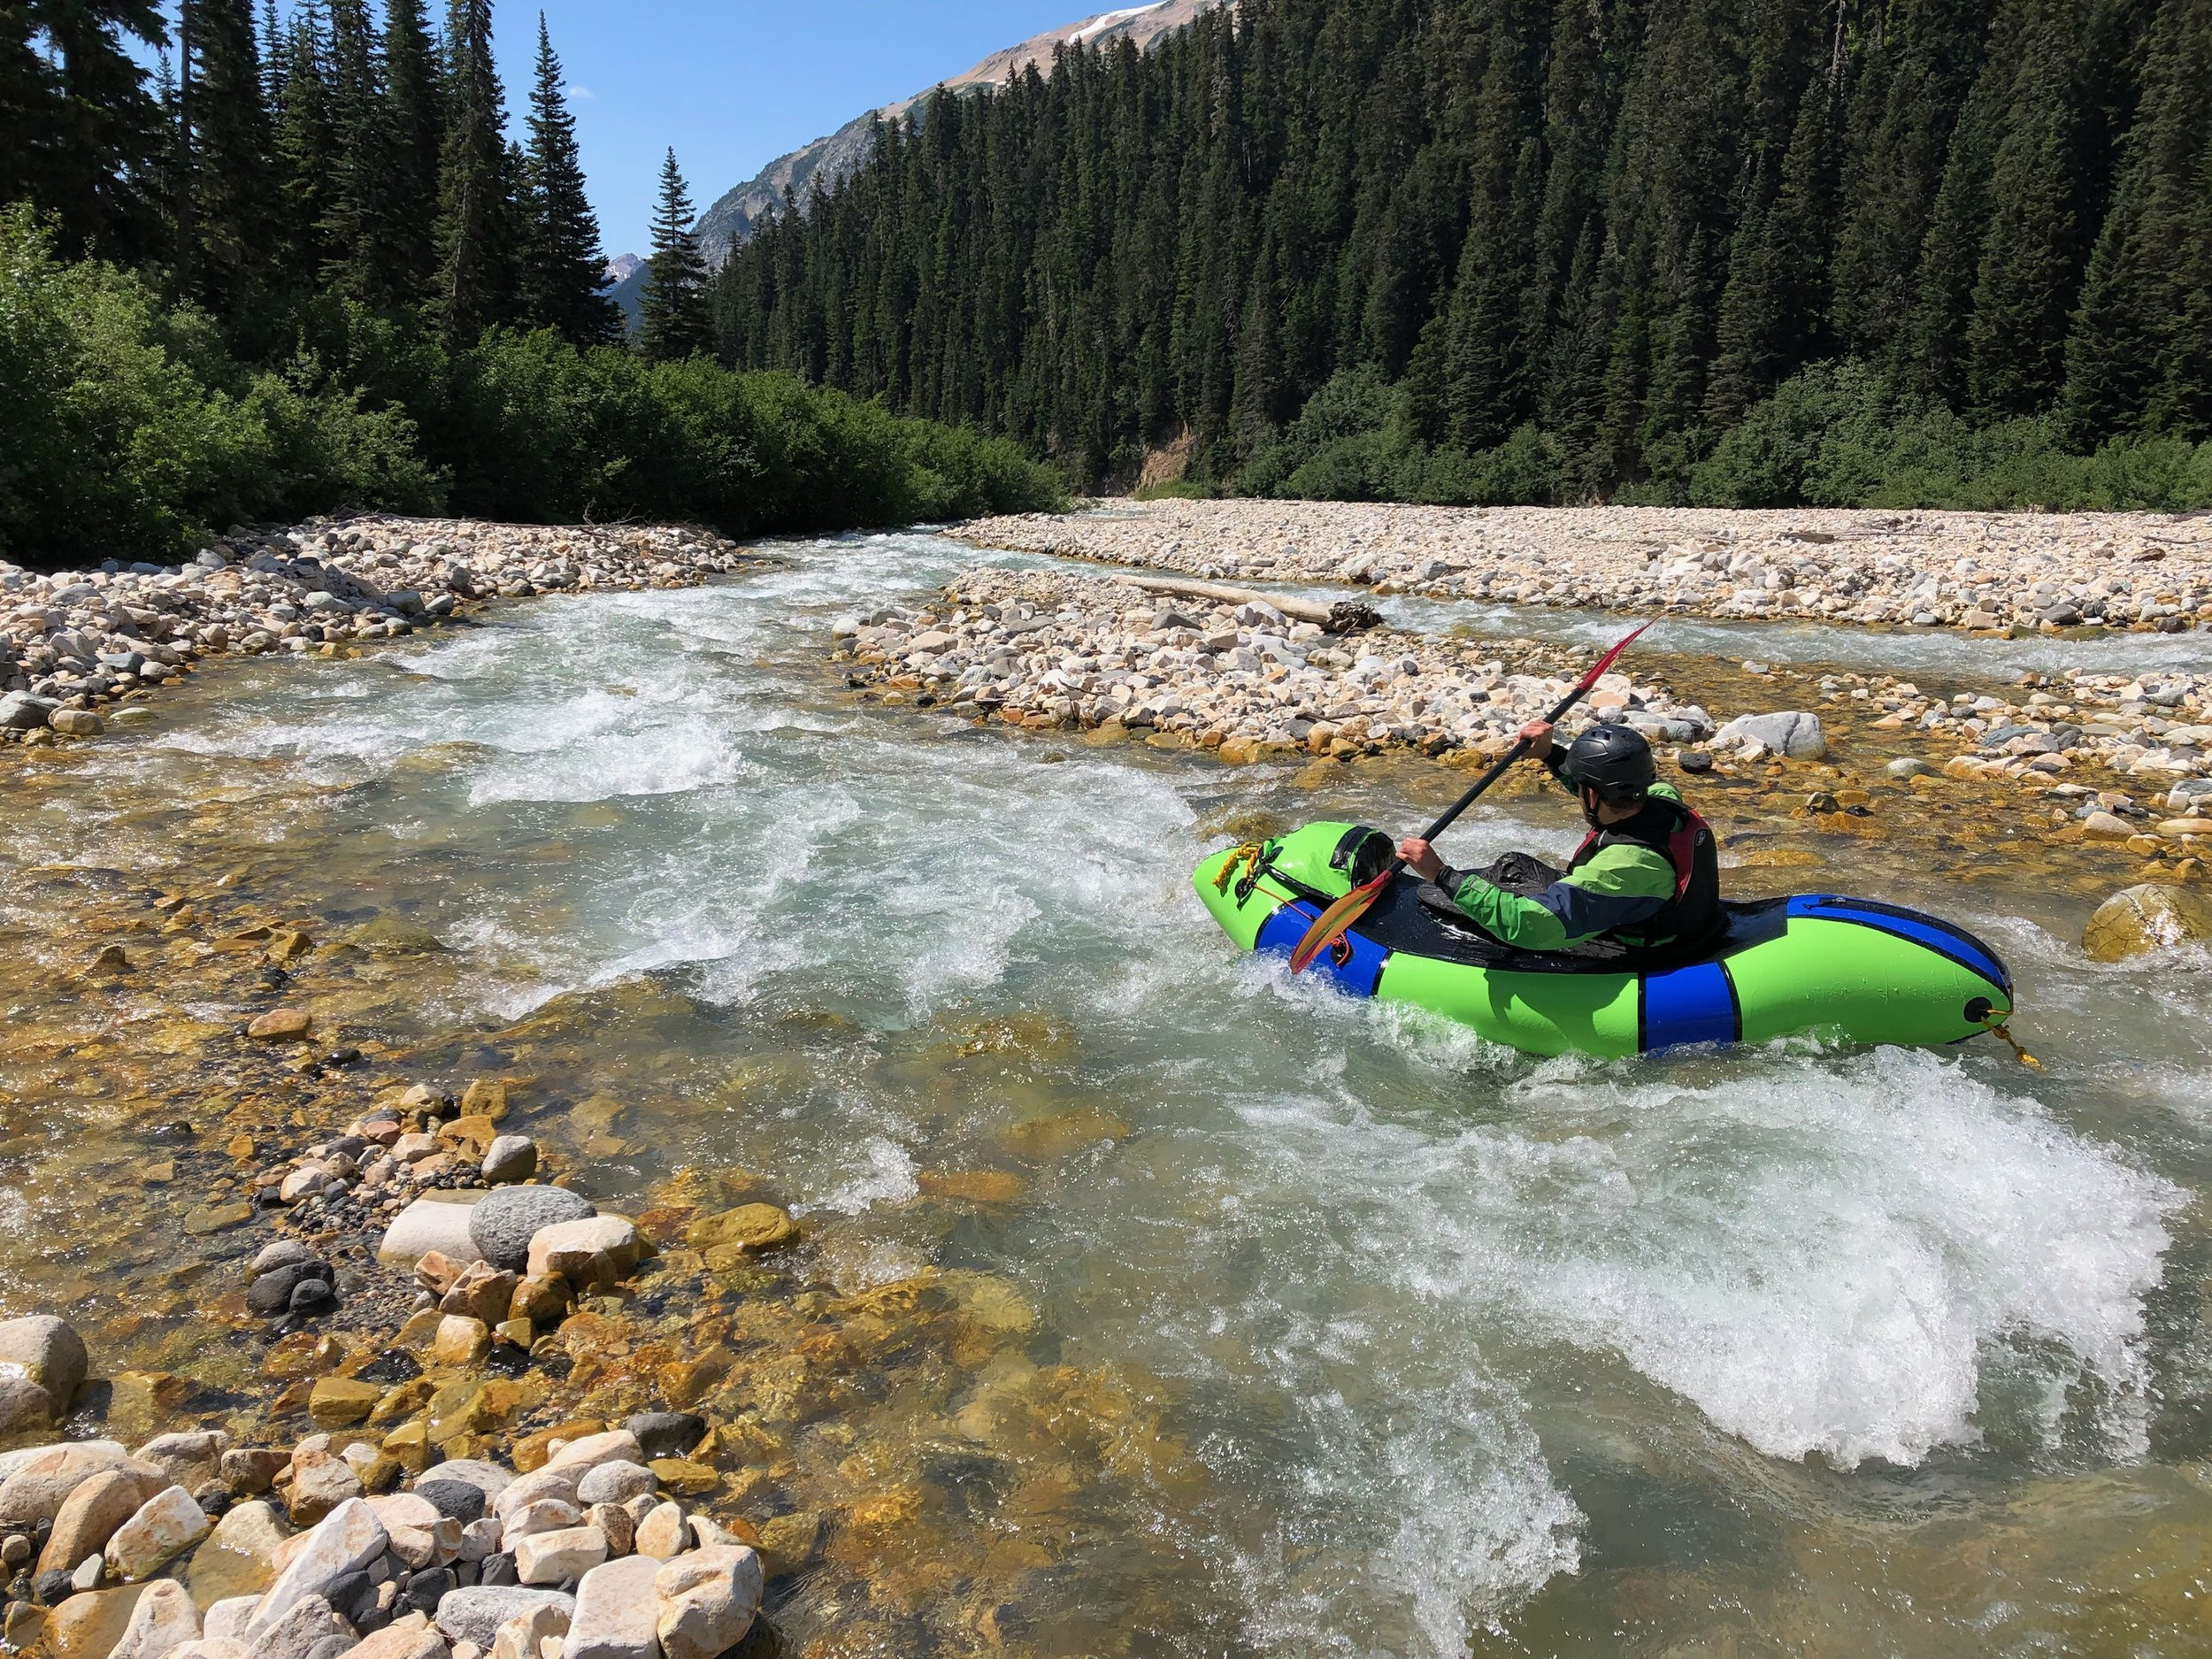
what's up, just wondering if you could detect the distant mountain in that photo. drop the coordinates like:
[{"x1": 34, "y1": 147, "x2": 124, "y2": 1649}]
[
  {"x1": 694, "y1": 1, "x2": 1224, "y2": 264},
  {"x1": 603, "y1": 253, "x2": 642, "y2": 286}
]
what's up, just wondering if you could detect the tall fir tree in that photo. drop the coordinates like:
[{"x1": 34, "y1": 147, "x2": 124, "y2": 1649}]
[
  {"x1": 519, "y1": 14, "x2": 620, "y2": 345},
  {"x1": 11, "y1": 0, "x2": 168, "y2": 260},
  {"x1": 381, "y1": 0, "x2": 445, "y2": 294},
  {"x1": 178, "y1": 0, "x2": 273, "y2": 316},
  {"x1": 434, "y1": 0, "x2": 518, "y2": 343},
  {"x1": 641, "y1": 148, "x2": 711, "y2": 362},
  {"x1": 269, "y1": 1, "x2": 338, "y2": 283}
]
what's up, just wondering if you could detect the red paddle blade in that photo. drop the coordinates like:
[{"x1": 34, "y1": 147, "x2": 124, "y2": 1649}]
[
  {"x1": 1287, "y1": 870, "x2": 1391, "y2": 973},
  {"x1": 1574, "y1": 620, "x2": 1650, "y2": 694}
]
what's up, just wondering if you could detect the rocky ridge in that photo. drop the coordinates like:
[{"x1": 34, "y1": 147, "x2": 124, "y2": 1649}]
[{"x1": 959, "y1": 500, "x2": 2212, "y2": 634}]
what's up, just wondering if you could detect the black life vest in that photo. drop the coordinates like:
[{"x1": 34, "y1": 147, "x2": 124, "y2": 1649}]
[{"x1": 1566, "y1": 795, "x2": 1725, "y2": 954}]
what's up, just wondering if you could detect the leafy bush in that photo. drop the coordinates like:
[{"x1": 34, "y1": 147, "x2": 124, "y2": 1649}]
[{"x1": 0, "y1": 208, "x2": 1064, "y2": 568}]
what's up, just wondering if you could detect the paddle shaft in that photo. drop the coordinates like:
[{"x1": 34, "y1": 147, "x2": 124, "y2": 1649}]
[{"x1": 1379, "y1": 672, "x2": 1617, "y2": 884}]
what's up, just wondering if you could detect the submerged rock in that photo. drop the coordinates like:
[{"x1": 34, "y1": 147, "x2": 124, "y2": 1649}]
[{"x1": 2083, "y1": 883, "x2": 2212, "y2": 962}]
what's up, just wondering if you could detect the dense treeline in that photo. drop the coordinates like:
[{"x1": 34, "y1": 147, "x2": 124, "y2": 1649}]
[
  {"x1": 0, "y1": 0, "x2": 1062, "y2": 565},
  {"x1": 715, "y1": 0, "x2": 2212, "y2": 509}
]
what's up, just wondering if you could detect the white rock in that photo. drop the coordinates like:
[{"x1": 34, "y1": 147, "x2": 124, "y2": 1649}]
[
  {"x1": 435, "y1": 1589, "x2": 576, "y2": 1651},
  {"x1": 1714, "y1": 710, "x2": 1827, "y2": 759},
  {"x1": 458, "y1": 1517, "x2": 504, "y2": 1563},
  {"x1": 133, "y1": 1431, "x2": 230, "y2": 1491},
  {"x1": 370, "y1": 1494, "x2": 462, "y2": 1570},
  {"x1": 109, "y1": 1577, "x2": 202, "y2": 1659},
  {"x1": 0, "y1": 1314, "x2": 87, "y2": 1409},
  {"x1": 204, "y1": 1596, "x2": 261, "y2": 1643},
  {"x1": 0, "y1": 1446, "x2": 163, "y2": 1527},
  {"x1": 540, "y1": 1433, "x2": 643, "y2": 1479},
  {"x1": 651, "y1": 1548, "x2": 761, "y2": 1659},
  {"x1": 503, "y1": 1500, "x2": 583, "y2": 1541},
  {"x1": 631, "y1": 1504, "x2": 685, "y2": 1563},
  {"x1": 377, "y1": 1194, "x2": 488, "y2": 1268},
  {"x1": 105, "y1": 1485, "x2": 212, "y2": 1581},
  {"x1": 491, "y1": 1470, "x2": 578, "y2": 1527},
  {"x1": 515, "y1": 1526, "x2": 608, "y2": 1586},
  {"x1": 250, "y1": 1497, "x2": 389, "y2": 1637},
  {"x1": 525, "y1": 1219, "x2": 641, "y2": 1290},
  {"x1": 572, "y1": 1464, "x2": 653, "y2": 1509},
  {"x1": 338, "y1": 1628, "x2": 451, "y2": 1659},
  {"x1": 488, "y1": 1603, "x2": 569, "y2": 1659},
  {"x1": 560, "y1": 1556, "x2": 661, "y2": 1659}
]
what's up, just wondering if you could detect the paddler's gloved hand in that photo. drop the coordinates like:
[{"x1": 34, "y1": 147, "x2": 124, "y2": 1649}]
[
  {"x1": 1519, "y1": 718, "x2": 1555, "y2": 759},
  {"x1": 1401, "y1": 836, "x2": 1471, "y2": 897}
]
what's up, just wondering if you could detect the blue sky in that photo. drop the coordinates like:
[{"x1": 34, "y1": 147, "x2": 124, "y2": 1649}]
[{"x1": 521, "y1": 3, "x2": 1105, "y2": 257}]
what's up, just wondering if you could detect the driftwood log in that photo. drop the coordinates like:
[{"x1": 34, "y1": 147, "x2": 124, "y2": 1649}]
[{"x1": 1112, "y1": 573, "x2": 1382, "y2": 634}]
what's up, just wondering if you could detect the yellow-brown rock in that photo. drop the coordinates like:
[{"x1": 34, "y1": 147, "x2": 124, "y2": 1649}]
[
  {"x1": 916, "y1": 1170, "x2": 1029, "y2": 1205},
  {"x1": 245, "y1": 1008, "x2": 312, "y2": 1041},
  {"x1": 434, "y1": 1114, "x2": 499, "y2": 1156},
  {"x1": 430, "y1": 1315, "x2": 490, "y2": 1368},
  {"x1": 511, "y1": 1420, "x2": 605, "y2": 1474},
  {"x1": 647, "y1": 1459, "x2": 720, "y2": 1497},
  {"x1": 509, "y1": 1274, "x2": 572, "y2": 1325},
  {"x1": 40, "y1": 1584, "x2": 146, "y2": 1659},
  {"x1": 308, "y1": 1376, "x2": 382, "y2": 1428},
  {"x1": 685, "y1": 1204, "x2": 797, "y2": 1258},
  {"x1": 2083, "y1": 883, "x2": 2212, "y2": 963}
]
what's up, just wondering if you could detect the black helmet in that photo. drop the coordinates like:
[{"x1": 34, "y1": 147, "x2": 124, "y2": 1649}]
[{"x1": 1559, "y1": 723, "x2": 1655, "y2": 805}]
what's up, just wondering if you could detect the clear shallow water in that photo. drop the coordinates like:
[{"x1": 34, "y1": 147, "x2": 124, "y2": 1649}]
[{"x1": 6, "y1": 530, "x2": 2212, "y2": 1655}]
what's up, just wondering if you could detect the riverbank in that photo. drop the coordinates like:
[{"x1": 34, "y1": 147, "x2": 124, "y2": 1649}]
[
  {"x1": 1, "y1": 518, "x2": 750, "y2": 746},
  {"x1": 960, "y1": 500, "x2": 2212, "y2": 634}
]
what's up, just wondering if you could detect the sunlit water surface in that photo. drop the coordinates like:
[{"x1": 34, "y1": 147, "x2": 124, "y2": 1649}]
[{"x1": 5, "y1": 530, "x2": 2212, "y2": 1656}]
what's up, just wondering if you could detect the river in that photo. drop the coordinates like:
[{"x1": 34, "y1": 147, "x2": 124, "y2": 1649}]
[{"x1": 3, "y1": 529, "x2": 2208, "y2": 1656}]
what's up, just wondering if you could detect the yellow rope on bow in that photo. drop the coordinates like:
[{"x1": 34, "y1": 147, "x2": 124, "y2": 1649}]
[
  {"x1": 1980, "y1": 1014, "x2": 2042, "y2": 1069},
  {"x1": 1215, "y1": 842, "x2": 1265, "y2": 895}
]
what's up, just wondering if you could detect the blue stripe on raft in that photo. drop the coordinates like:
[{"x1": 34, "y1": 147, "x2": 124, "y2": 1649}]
[
  {"x1": 1254, "y1": 901, "x2": 1389, "y2": 998},
  {"x1": 1640, "y1": 959, "x2": 1740, "y2": 1051},
  {"x1": 1786, "y1": 895, "x2": 2011, "y2": 992}
]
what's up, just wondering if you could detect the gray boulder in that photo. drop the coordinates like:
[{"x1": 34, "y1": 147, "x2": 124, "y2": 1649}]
[
  {"x1": 0, "y1": 692, "x2": 56, "y2": 731},
  {"x1": 433, "y1": 1586, "x2": 576, "y2": 1649},
  {"x1": 468, "y1": 1186, "x2": 595, "y2": 1272},
  {"x1": 1716, "y1": 710, "x2": 1827, "y2": 760}
]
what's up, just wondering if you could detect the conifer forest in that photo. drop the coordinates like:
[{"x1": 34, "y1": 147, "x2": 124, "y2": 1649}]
[
  {"x1": 0, "y1": 0, "x2": 1062, "y2": 566},
  {"x1": 716, "y1": 0, "x2": 2212, "y2": 508}
]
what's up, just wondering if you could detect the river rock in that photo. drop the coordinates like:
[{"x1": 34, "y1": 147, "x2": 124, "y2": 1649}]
[
  {"x1": 2083, "y1": 883, "x2": 2212, "y2": 962},
  {"x1": 0, "y1": 691, "x2": 56, "y2": 730},
  {"x1": 0, "y1": 1439, "x2": 121, "y2": 1486},
  {"x1": 1886, "y1": 757, "x2": 1936, "y2": 779},
  {"x1": 257, "y1": 1594, "x2": 354, "y2": 1659},
  {"x1": 630, "y1": 1505, "x2": 684, "y2": 1563},
  {"x1": 0, "y1": 1447, "x2": 164, "y2": 1528},
  {"x1": 204, "y1": 1597, "x2": 260, "y2": 1643},
  {"x1": 338, "y1": 1627, "x2": 451, "y2": 1659},
  {"x1": 431, "y1": 1317, "x2": 491, "y2": 1368},
  {"x1": 188, "y1": 1500, "x2": 286, "y2": 1606},
  {"x1": 541, "y1": 1433, "x2": 642, "y2": 1479},
  {"x1": 168, "y1": 1643, "x2": 254, "y2": 1659},
  {"x1": 438, "y1": 1263, "x2": 519, "y2": 1326},
  {"x1": 651, "y1": 1548, "x2": 761, "y2": 1659},
  {"x1": 682, "y1": 1205, "x2": 795, "y2": 1257},
  {"x1": 488, "y1": 1601, "x2": 567, "y2": 1659},
  {"x1": 106, "y1": 1485, "x2": 213, "y2": 1580},
  {"x1": 0, "y1": 1315, "x2": 88, "y2": 1412},
  {"x1": 250, "y1": 1499, "x2": 389, "y2": 1637},
  {"x1": 480, "y1": 1138, "x2": 537, "y2": 1186},
  {"x1": 134, "y1": 1431, "x2": 229, "y2": 1490},
  {"x1": 469, "y1": 1187, "x2": 595, "y2": 1272},
  {"x1": 41, "y1": 1583, "x2": 148, "y2": 1659},
  {"x1": 514, "y1": 1525, "x2": 606, "y2": 1586},
  {"x1": 369, "y1": 1494, "x2": 462, "y2": 1571},
  {"x1": 572, "y1": 1464, "x2": 652, "y2": 1509},
  {"x1": 504, "y1": 1499, "x2": 583, "y2": 1542},
  {"x1": 525, "y1": 1218, "x2": 641, "y2": 1291},
  {"x1": 1716, "y1": 710, "x2": 1826, "y2": 759},
  {"x1": 560, "y1": 1555, "x2": 659, "y2": 1659},
  {"x1": 378, "y1": 1196, "x2": 488, "y2": 1269},
  {"x1": 285, "y1": 1452, "x2": 365, "y2": 1526},
  {"x1": 108, "y1": 1577, "x2": 200, "y2": 1659},
  {"x1": 490, "y1": 1470, "x2": 578, "y2": 1527},
  {"x1": 38, "y1": 1465, "x2": 164, "y2": 1576},
  {"x1": 434, "y1": 1588, "x2": 575, "y2": 1650},
  {"x1": 413, "y1": 1479, "x2": 488, "y2": 1525},
  {"x1": 50, "y1": 708, "x2": 103, "y2": 737},
  {"x1": 2081, "y1": 810, "x2": 2135, "y2": 839}
]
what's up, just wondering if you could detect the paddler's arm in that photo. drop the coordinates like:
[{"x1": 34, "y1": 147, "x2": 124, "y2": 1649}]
[{"x1": 1397, "y1": 840, "x2": 1676, "y2": 950}]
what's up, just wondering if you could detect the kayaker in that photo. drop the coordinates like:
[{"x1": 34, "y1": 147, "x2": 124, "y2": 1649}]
[{"x1": 1397, "y1": 721, "x2": 1724, "y2": 962}]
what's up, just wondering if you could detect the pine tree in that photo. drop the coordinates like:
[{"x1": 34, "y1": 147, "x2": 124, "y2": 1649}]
[
  {"x1": 519, "y1": 14, "x2": 620, "y2": 345},
  {"x1": 434, "y1": 0, "x2": 518, "y2": 343},
  {"x1": 381, "y1": 0, "x2": 446, "y2": 293},
  {"x1": 2058, "y1": 0, "x2": 2212, "y2": 440},
  {"x1": 269, "y1": 2, "x2": 338, "y2": 283},
  {"x1": 641, "y1": 149, "x2": 711, "y2": 362},
  {"x1": 14, "y1": 0, "x2": 169, "y2": 260},
  {"x1": 178, "y1": 0, "x2": 273, "y2": 315}
]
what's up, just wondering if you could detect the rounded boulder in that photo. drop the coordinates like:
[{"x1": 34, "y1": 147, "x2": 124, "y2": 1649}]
[{"x1": 468, "y1": 1187, "x2": 595, "y2": 1272}]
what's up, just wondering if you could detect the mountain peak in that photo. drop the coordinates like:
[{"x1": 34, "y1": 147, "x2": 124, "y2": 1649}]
[{"x1": 695, "y1": 1, "x2": 1225, "y2": 262}]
